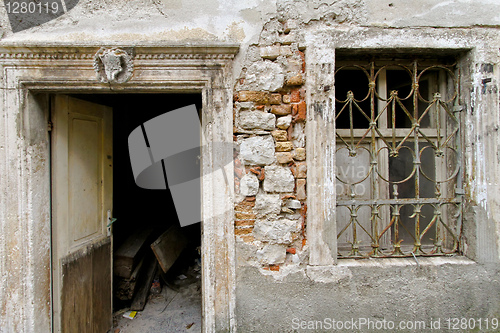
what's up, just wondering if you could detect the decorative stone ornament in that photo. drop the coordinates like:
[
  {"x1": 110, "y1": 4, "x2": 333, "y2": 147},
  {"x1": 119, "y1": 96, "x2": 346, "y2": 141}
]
[{"x1": 94, "y1": 47, "x2": 133, "y2": 83}]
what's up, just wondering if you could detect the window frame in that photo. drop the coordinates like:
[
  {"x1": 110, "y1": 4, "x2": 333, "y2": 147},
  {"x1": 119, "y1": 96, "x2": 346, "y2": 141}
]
[
  {"x1": 334, "y1": 58, "x2": 463, "y2": 258},
  {"x1": 304, "y1": 33, "x2": 477, "y2": 265}
]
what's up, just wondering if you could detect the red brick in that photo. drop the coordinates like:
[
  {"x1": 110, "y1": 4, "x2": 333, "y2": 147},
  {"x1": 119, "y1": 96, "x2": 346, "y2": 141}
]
[
  {"x1": 234, "y1": 228, "x2": 253, "y2": 236},
  {"x1": 250, "y1": 167, "x2": 261, "y2": 175},
  {"x1": 295, "y1": 101, "x2": 306, "y2": 122},
  {"x1": 301, "y1": 203, "x2": 307, "y2": 217},
  {"x1": 269, "y1": 265, "x2": 280, "y2": 271},
  {"x1": 286, "y1": 74, "x2": 304, "y2": 86},
  {"x1": 234, "y1": 168, "x2": 244, "y2": 178},
  {"x1": 258, "y1": 168, "x2": 265, "y2": 181},
  {"x1": 293, "y1": 161, "x2": 307, "y2": 178},
  {"x1": 235, "y1": 200, "x2": 256, "y2": 210},
  {"x1": 238, "y1": 91, "x2": 270, "y2": 104},
  {"x1": 234, "y1": 204, "x2": 254, "y2": 213},
  {"x1": 296, "y1": 179, "x2": 306, "y2": 200},
  {"x1": 249, "y1": 167, "x2": 265, "y2": 181},
  {"x1": 271, "y1": 104, "x2": 292, "y2": 116},
  {"x1": 291, "y1": 89, "x2": 301, "y2": 103},
  {"x1": 246, "y1": 196, "x2": 256, "y2": 202},
  {"x1": 270, "y1": 93, "x2": 282, "y2": 105},
  {"x1": 287, "y1": 123, "x2": 294, "y2": 141},
  {"x1": 235, "y1": 212, "x2": 256, "y2": 220},
  {"x1": 241, "y1": 235, "x2": 255, "y2": 243},
  {"x1": 286, "y1": 248, "x2": 296, "y2": 254},
  {"x1": 235, "y1": 220, "x2": 255, "y2": 227}
]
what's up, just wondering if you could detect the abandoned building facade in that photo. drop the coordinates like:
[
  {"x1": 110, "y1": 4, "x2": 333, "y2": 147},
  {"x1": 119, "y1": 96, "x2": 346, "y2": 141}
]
[{"x1": 1, "y1": 0, "x2": 500, "y2": 332}]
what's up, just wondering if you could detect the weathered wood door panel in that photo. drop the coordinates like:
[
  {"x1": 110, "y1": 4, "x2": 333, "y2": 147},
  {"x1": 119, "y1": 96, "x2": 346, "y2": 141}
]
[{"x1": 52, "y1": 95, "x2": 113, "y2": 333}]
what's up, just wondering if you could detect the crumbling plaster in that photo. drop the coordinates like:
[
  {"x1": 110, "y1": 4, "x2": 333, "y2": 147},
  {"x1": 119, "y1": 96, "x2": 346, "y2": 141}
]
[
  {"x1": 0, "y1": 0, "x2": 500, "y2": 332},
  {"x1": 0, "y1": 0, "x2": 498, "y2": 77}
]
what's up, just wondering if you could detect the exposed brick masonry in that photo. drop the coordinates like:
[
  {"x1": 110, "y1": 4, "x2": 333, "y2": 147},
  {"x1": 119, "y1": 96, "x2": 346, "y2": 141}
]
[{"x1": 233, "y1": 19, "x2": 307, "y2": 270}]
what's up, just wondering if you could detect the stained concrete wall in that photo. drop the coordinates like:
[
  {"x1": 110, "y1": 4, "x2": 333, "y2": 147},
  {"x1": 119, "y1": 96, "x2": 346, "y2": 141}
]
[
  {"x1": 237, "y1": 259, "x2": 500, "y2": 332},
  {"x1": 0, "y1": 0, "x2": 500, "y2": 332}
]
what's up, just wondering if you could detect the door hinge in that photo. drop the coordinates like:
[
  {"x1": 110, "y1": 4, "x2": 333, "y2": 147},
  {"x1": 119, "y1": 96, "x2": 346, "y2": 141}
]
[{"x1": 48, "y1": 121, "x2": 53, "y2": 132}]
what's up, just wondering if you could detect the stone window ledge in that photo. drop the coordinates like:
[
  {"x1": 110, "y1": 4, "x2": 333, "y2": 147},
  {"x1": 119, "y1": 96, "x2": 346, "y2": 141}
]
[
  {"x1": 336, "y1": 256, "x2": 475, "y2": 267},
  {"x1": 306, "y1": 257, "x2": 475, "y2": 283}
]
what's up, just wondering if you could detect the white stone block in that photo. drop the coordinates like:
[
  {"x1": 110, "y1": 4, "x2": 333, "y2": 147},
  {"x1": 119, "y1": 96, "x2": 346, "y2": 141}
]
[
  {"x1": 239, "y1": 111, "x2": 276, "y2": 131},
  {"x1": 253, "y1": 218, "x2": 298, "y2": 244},
  {"x1": 287, "y1": 199, "x2": 302, "y2": 210},
  {"x1": 243, "y1": 61, "x2": 285, "y2": 92},
  {"x1": 263, "y1": 166, "x2": 295, "y2": 192},
  {"x1": 277, "y1": 115, "x2": 292, "y2": 129},
  {"x1": 257, "y1": 244, "x2": 286, "y2": 265},
  {"x1": 255, "y1": 191, "x2": 281, "y2": 215},
  {"x1": 240, "y1": 136, "x2": 276, "y2": 166},
  {"x1": 260, "y1": 45, "x2": 281, "y2": 60},
  {"x1": 240, "y1": 173, "x2": 259, "y2": 196}
]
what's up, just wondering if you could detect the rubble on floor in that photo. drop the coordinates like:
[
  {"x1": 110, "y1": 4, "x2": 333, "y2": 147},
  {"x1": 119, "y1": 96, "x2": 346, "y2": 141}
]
[{"x1": 113, "y1": 232, "x2": 201, "y2": 333}]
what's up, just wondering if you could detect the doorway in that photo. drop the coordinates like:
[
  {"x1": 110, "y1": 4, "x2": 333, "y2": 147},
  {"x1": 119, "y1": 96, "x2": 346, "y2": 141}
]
[
  {"x1": 1, "y1": 44, "x2": 237, "y2": 333},
  {"x1": 51, "y1": 93, "x2": 203, "y2": 332}
]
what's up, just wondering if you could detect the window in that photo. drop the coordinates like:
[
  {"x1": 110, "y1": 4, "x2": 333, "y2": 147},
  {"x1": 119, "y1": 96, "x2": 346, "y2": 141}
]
[{"x1": 335, "y1": 55, "x2": 463, "y2": 258}]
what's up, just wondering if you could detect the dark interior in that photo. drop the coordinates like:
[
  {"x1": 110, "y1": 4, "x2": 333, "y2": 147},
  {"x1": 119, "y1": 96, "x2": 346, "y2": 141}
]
[{"x1": 69, "y1": 93, "x2": 203, "y2": 309}]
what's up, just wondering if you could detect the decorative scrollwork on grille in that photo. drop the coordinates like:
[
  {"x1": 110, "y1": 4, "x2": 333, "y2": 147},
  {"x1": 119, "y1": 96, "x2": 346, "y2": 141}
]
[{"x1": 335, "y1": 60, "x2": 463, "y2": 258}]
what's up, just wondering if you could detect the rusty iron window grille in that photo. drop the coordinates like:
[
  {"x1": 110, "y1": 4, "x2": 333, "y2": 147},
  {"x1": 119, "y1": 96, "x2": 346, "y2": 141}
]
[{"x1": 335, "y1": 58, "x2": 463, "y2": 258}]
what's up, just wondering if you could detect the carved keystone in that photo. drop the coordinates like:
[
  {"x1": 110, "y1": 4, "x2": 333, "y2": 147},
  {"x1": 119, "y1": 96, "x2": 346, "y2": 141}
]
[{"x1": 94, "y1": 47, "x2": 133, "y2": 83}]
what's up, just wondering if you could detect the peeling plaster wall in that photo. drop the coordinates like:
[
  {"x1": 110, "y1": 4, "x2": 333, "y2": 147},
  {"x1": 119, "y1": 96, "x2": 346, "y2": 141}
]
[
  {"x1": 0, "y1": 0, "x2": 500, "y2": 332},
  {"x1": 237, "y1": 259, "x2": 500, "y2": 332}
]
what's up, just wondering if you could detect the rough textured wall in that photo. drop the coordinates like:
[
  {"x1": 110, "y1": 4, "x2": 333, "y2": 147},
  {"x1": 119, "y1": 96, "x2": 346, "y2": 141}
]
[
  {"x1": 236, "y1": 260, "x2": 500, "y2": 332},
  {"x1": 227, "y1": 1, "x2": 500, "y2": 332},
  {"x1": 0, "y1": 0, "x2": 499, "y2": 332},
  {"x1": 233, "y1": 23, "x2": 308, "y2": 271}
]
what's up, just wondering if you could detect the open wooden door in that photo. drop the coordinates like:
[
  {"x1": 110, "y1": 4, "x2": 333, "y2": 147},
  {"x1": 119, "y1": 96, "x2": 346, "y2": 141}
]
[{"x1": 51, "y1": 95, "x2": 113, "y2": 333}]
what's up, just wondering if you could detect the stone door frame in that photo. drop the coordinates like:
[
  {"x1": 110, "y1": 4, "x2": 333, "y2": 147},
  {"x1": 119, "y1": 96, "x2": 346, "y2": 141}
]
[{"x1": 0, "y1": 44, "x2": 238, "y2": 332}]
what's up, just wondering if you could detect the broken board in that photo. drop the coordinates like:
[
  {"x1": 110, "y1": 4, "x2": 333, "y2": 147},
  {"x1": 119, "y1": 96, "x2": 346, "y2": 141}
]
[
  {"x1": 130, "y1": 253, "x2": 157, "y2": 311},
  {"x1": 114, "y1": 226, "x2": 154, "y2": 279},
  {"x1": 151, "y1": 225, "x2": 188, "y2": 274},
  {"x1": 115, "y1": 257, "x2": 145, "y2": 301}
]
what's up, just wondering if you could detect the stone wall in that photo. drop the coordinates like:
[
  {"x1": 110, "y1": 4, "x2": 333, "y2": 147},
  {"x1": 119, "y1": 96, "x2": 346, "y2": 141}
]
[
  {"x1": 233, "y1": 22, "x2": 308, "y2": 270},
  {"x1": 0, "y1": 0, "x2": 499, "y2": 332}
]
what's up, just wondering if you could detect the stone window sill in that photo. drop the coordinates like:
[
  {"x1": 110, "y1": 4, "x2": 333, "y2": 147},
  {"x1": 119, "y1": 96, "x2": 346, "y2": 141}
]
[{"x1": 305, "y1": 256, "x2": 475, "y2": 283}]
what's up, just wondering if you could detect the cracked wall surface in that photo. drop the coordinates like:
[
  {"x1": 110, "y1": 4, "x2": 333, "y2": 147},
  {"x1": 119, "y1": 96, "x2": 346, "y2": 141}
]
[{"x1": 0, "y1": 0, "x2": 500, "y2": 332}]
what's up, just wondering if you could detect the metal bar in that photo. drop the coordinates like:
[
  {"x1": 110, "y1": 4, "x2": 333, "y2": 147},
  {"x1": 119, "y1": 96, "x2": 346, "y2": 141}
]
[{"x1": 335, "y1": 59, "x2": 462, "y2": 258}]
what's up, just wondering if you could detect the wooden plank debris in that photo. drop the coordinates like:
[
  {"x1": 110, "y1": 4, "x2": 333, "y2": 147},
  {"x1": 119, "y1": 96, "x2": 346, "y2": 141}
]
[
  {"x1": 115, "y1": 257, "x2": 144, "y2": 301},
  {"x1": 114, "y1": 227, "x2": 154, "y2": 279},
  {"x1": 130, "y1": 253, "x2": 158, "y2": 311},
  {"x1": 150, "y1": 225, "x2": 188, "y2": 274}
]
